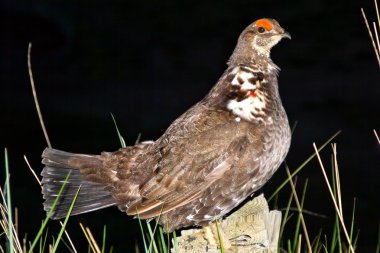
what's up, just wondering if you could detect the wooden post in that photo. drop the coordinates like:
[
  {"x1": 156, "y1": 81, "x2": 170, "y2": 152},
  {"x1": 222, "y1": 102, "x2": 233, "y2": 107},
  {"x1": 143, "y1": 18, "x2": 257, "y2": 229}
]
[{"x1": 172, "y1": 194, "x2": 281, "y2": 253}]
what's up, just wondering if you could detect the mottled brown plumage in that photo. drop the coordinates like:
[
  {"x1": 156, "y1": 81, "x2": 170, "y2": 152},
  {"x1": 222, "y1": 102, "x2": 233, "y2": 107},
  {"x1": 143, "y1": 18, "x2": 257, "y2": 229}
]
[{"x1": 41, "y1": 18, "x2": 291, "y2": 232}]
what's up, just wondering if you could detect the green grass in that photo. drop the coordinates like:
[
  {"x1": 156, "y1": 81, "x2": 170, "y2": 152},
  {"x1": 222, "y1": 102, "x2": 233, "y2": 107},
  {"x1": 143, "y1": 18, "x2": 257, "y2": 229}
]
[
  {"x1": 4, "y1": 148, "x2": 14, "y2": 253},
  {"x1": 1, "y1": 152, "x2": 81, "y2": 253},
  {"x1": 28, "y1": 171, "x2": 73, "y2": 253},
  {"x1": 2, "y1": 131, "x2": 374, "y2": 252}
]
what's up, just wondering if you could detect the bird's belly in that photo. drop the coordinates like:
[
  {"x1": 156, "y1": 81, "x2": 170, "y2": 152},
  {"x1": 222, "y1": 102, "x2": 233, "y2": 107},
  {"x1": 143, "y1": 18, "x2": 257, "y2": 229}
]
[{"x1": 161, "y1": 119, "x2": 291, "y2": 232}]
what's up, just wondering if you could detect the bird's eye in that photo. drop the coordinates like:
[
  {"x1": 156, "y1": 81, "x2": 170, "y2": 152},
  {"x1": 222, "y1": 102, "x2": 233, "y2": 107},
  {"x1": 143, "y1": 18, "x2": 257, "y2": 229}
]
[{"x1": 258, "y1": 27, "x2": 266, "y2": 33}]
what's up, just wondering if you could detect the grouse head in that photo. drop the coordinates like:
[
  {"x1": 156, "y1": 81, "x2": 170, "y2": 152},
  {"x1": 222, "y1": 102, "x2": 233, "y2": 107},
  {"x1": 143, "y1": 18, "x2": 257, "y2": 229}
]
[{"x1": 228, "y1": 18, "x2": 291, "y2": 65}]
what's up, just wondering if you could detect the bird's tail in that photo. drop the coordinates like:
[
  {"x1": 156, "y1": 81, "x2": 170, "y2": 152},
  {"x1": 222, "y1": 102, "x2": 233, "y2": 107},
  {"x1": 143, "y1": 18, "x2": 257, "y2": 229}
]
[{"x1": 41, "y1": 148, "x2": 116, "y2": 219}]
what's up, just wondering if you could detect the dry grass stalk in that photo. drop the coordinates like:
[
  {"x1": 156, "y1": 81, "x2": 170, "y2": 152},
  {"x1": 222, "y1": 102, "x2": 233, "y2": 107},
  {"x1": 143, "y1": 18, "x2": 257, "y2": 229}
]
[
  {"x1": 285, "y1": 166, "x2": 312, "y2": 253},
  {"x1": 361, "y1": 0, "x2": 380, "y2": 67},
  {"x1": 296, "y1": 234, "x2": 302, "y2": 253},
  {"x1": 0, "y1": 186, "x2": 23, "y2": 252},
  {"x1": 27, "y1": 43, "x2": 52, "y2": 148},
  {"x1": 332, "y1": 144, "x2": 342, "y2": 218},
  {"x1": 26, "y1": 43, "x2": 79, "y2": 253},
  {"x1": 79, "y1": 222, "x2": 102, "y2": 253},
  {"x1": 24, "y1": 155, "x2": 42, "y2": 186},
  {"x1": 312, "y1": 143, "x2": 355, "y2": 253},
  {"x1": 373, "y1": 129, "x2": 380, "y2": 144}
]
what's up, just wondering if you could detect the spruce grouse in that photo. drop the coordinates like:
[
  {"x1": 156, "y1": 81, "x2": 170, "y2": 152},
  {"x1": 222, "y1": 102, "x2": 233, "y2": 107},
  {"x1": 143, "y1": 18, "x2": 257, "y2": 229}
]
[{"x1": 41, "y1": 18, "x2": 291, "y2": 232}]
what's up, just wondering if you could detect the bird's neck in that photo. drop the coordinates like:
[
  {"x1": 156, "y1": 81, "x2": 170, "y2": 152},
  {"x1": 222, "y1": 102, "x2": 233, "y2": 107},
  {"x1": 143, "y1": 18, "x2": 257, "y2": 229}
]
[{"x1": 228, "y1": 50, "x2": 274, "y2": 70}]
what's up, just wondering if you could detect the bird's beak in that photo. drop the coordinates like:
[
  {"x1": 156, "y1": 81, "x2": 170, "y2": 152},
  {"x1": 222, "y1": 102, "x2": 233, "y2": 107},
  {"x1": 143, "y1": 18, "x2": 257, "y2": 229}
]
[{"x1": 281, "y1": 31, "x2": 291, "y2": 39}]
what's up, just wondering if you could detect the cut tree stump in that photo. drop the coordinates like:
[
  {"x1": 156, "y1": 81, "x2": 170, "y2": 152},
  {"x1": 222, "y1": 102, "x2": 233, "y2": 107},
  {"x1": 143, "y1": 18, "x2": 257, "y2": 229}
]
[{"x1": 172, "y1": 194, "x2": 281, "y2": 253}]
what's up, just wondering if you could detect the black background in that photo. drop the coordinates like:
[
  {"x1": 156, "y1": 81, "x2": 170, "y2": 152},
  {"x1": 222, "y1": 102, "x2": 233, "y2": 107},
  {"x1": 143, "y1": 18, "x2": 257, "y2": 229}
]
[{"x1": 1, "y1": 0, "x2": 379, "y2": 252}]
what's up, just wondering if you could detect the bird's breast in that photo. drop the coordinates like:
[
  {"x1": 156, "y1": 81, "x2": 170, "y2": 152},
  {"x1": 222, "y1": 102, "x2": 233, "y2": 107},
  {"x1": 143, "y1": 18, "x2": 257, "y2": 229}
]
[{"x1": 227, "y1": 90, "x2": 270, "y2": 124}]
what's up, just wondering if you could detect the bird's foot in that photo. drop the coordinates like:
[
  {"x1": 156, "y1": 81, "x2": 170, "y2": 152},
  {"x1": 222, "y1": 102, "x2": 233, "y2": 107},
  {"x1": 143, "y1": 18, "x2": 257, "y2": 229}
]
[{"x1": 203, "y1": 223, "x2": 232, "y2": 250}]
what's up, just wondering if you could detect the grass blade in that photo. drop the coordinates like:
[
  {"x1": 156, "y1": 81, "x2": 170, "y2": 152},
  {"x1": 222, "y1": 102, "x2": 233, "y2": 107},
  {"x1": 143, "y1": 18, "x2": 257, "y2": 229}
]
[
  {"x1": 102, "y1": 225, "x2": 107, "y2": 253},
  {"x1": 158, "y1": 226, "x2": 167, "y2": 253},
  {"x1": 349, "y1": 198, "x2": 356, "y2": 248},
  {"x1": 330, "y1": 215, "x2": 339, "y2": 253},
  {"x1": 79, "y1": 222, "x2": 101, "y2": 253},
  {"x1": 28, "y1": 170, "x2": 72, "y2": 253},
  {"x1": 312, "y1": 229, "x2": 322, "y2": 253},
  {"x1": 374, "y1": 129, "x2": 380, "y2": 144},
  {"x1": 215, "y1": 219, "x2": 225, "y2": 253},
  {"x1": 285, "y1": 166, "x2": 312, "y2": 253},
  {"x1": 28, "y1": 43, "x2": 52, "y2": 148},
  {"x1": 279, "y1": 185, "x2": 294, "y2": 250},
  {"x1": 146, "y1": 222, "x2": 159, "y2": 253},
  {"x1": 136, "y1": 212, "x2": 148, "y2": 253},
  {"x1": 292, "y1": 179, "x2": 308, "y2": 253},
  {"x1": 42, "y1": 228, "x2": 49, "y2": 253},
  {"x1": 110, "y1": 113, "x2": 127, "y2": 148},
  {"x1": 4, "y1": 148, "x2": 14, "y2": 253},
  {"x1": 172, "y1": 231, "x2": 179, "y2": 253},
  {"x1": 51, "y1": 185, "x2": 81, "y2": 252},
  {"x1": 361, "y1": 8, "x2": 380, "y2": 67},
  {"x1": 166, "y1": 225, "x2": 171, "y2": 253},
  {"x1": 330, "y1": 154, "x2": 341, "y2": 253},
  {"x1": 353, "y1": 229, "x2": 360, "y2": 251},
  {"x1": 312, "y1": 143, "x2": 355, "y2": 253},
  {"x1": 287, "y1": 239, "x2": 292, "y2": 253}
]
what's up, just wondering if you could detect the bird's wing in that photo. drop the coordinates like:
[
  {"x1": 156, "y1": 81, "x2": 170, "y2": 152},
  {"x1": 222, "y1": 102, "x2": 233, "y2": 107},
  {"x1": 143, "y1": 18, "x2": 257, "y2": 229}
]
[{"x1": 126, "y1": 110, "x2": 257, "y2": 218}]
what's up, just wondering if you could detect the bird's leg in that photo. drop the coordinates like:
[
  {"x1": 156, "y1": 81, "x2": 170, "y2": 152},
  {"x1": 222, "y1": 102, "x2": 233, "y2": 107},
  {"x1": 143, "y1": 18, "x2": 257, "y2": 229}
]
[
  {"x1": 202, "y1": 222, "x2": 232, "y2": 249},
  {"x1": 203, "y1": 225, "x2": 218, "y2": 246}
]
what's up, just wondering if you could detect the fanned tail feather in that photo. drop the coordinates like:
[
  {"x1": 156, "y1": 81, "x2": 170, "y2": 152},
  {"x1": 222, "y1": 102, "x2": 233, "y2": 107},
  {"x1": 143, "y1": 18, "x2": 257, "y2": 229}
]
[{"x1": 41, "y1": 148, "x2": 116, "y2": 219}]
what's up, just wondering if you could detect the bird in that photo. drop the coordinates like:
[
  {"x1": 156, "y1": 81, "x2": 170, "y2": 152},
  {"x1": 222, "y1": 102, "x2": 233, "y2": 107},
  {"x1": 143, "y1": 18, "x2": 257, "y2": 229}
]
[{"x1": 41, "y1": 18, "x2": 291, "y2": 233}]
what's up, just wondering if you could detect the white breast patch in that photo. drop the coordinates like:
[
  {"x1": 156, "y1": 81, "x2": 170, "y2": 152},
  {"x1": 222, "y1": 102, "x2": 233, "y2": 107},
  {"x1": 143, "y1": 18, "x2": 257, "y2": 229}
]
[
  {"x1": 227, "y1": 66, "x2": 269, "y2": 123},
  {"x1": 227, "y1": 93, "x2": 267, "y2": 122}
]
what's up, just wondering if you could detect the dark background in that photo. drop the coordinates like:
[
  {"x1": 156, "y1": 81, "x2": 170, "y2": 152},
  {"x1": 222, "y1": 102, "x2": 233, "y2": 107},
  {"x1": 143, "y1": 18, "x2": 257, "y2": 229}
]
[{"x1": 1, "y1": 0, "x2": 379, "y2": 252}]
